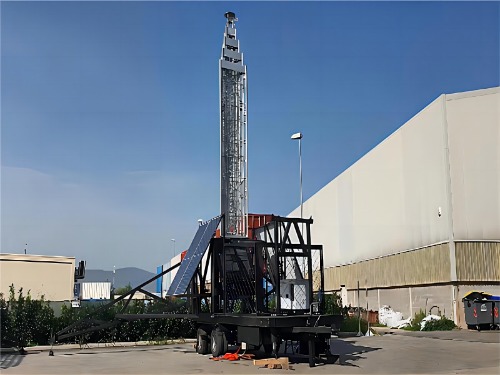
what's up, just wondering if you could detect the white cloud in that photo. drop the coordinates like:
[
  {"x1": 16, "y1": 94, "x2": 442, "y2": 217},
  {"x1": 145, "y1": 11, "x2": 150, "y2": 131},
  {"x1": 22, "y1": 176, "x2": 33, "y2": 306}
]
[{"x1": 1, "y1": 166, "x2": 218, "y2": 271}]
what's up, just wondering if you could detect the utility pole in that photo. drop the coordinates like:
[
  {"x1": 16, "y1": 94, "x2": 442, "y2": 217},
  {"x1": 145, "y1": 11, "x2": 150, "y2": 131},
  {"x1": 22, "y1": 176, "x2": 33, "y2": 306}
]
[{"x1": 357, "y1": 280, "x2": 362, "y2": 336}]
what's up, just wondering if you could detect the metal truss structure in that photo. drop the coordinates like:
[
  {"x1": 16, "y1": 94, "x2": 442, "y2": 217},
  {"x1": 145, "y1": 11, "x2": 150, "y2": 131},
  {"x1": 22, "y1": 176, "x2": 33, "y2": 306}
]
[
  {"x1": 52, "y1": 13, "x2": 342, "y2": 367},
  {"x1": 206, "y1": 216, "x2": 325, "y2": 316},
  {"x1": 220, "y1": 11, "x2": 248, "y2": 237},
  {"x1": 54, "y1": 215, "x2": 341, "y2": 367}
]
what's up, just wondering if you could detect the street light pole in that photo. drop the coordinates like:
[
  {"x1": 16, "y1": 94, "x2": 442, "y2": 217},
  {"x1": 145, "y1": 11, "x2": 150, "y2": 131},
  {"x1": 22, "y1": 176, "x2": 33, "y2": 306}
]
[
  {"x1": 291, "y1": 132, "x2": 303, "y2": 221},
  {"x1": 171, "y1": 239, "x2": 176, "y2": 257},
  {"x1": 291, "y1": 132, "x2": 304, "y2": 276},
  {"x1": 299, "y1": 136, "x2": 303, "y2": 221}
]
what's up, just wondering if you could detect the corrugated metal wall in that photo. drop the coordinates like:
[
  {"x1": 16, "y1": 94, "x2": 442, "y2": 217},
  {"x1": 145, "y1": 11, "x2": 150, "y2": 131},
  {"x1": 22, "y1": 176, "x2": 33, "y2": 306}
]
[
  {"x1": 324, "y1": 243, "x2": 451, "y2": 291},
  {"x1": 324, "y1": 241, "x2": 500, "y2": 291},
  {"x1": 80, "y1": 282, "x2": 111, "y2": 300},
  {"x1": 455, "y1": 241, "x2": 500, "y2": 281}
]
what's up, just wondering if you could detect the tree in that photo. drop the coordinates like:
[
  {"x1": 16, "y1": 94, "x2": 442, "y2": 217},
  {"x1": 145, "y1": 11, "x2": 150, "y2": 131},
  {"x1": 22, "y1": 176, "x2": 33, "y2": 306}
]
[
  {"x1": 113, "y1": 283, "x2": 132, "y2": 296},
  {"x1": 5, "y1": 284, "x2": 55, "y2": 349}
]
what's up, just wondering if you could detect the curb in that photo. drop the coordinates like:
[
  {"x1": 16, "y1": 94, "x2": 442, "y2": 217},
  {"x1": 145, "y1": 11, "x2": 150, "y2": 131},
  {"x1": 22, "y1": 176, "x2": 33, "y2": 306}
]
[
  {"x1": 370, "y1": 327, "x2": 393, "y2": 335},
  {"x1": 0, "y1": 347, "x2": 20, "y2": 354},
  {"x1": 26, "y1": 339, "x2": 197, "y2": 352}
]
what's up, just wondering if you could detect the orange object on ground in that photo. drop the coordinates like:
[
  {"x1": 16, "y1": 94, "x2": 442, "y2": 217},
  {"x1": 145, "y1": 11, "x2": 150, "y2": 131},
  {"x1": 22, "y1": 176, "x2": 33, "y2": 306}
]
[
  {"x1": 210, "y1": 347, "x2": 241, "y2": 361},
  {"x1": 210, "y1": 347, "x2": 255, "y2": 361}
]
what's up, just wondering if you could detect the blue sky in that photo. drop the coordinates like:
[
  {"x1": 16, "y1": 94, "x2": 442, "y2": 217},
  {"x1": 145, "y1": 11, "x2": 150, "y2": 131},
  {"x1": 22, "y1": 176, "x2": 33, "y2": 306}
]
[{"x1": 1, "y1": 1, "x2": 498, "y2": 272}]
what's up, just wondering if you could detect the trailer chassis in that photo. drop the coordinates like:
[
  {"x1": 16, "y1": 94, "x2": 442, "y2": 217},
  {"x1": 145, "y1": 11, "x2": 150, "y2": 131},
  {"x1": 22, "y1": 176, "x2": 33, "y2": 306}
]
[{"x1": 53, "y1": 216, "x2": 342, "y2": 367}]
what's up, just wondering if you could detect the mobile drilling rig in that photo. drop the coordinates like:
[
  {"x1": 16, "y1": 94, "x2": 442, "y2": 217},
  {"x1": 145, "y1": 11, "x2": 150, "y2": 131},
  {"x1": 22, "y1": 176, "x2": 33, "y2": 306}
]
[{"x1": 54, "y1": 12, "x2": 341, "y2": 367}]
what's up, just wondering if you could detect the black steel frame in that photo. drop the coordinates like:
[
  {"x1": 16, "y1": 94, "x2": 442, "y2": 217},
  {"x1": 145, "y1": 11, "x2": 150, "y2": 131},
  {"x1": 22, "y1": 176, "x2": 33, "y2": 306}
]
[
  {"x1": 55, "y1": 262, "x2": 186, "y2": 342},
  {"x1": 200, "y1": 215, "x2": 325, "y2": 316},
  {"x1": 53, "y1": 215, "x2": 339, "y2": 368}
]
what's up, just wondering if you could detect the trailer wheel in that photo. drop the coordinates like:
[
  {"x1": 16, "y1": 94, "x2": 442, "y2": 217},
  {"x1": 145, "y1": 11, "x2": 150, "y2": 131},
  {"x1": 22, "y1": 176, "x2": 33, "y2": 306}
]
[
  {"x1": 263, "y1": 343, "x2": 273, "y2": 356},
  {"x1": 211, "y1": 328, "x2": 227, "y2": 357},
  {"x1": 196, "y1": 329, "x2": 210, "y2": 355},
  {"x1": 263, "y1": 341, "x2": 281, "y2": 357}
]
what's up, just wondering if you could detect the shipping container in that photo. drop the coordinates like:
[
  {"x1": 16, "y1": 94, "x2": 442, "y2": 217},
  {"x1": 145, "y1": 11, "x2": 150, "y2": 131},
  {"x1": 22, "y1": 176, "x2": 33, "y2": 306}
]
[
  {"x1": 248, "y1": 213, "x2": 273, "y2": 239},
  {"x1": 80, "y1": 282, "x2": 111, "y2": 300}
]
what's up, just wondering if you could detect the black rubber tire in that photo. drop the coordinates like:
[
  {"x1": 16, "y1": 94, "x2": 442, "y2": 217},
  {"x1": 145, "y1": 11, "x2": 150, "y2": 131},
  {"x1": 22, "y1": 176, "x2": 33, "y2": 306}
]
[
  {"x1": 263, "y1": 341, "x2": 281, "y2": 357},
  {"x1": 211, "y1": 328, "x2": 227, "y2": 357},
  {"x1": 315, "y1": 340, "x2": 328, "y2": 356},
  {"x1": 298, "y1": 340, "x2": 308, "y2": 355},
  {"x1": 197, "y1": 329, "x2": 210, "y2": 355},
  {"x1": 263, "y1": 343, "x2": 273, "y2": 356}
]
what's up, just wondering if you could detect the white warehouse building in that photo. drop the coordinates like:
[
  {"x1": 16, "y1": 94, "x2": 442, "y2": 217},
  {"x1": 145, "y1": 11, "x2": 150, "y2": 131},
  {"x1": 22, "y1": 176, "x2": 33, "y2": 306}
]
[{"x1": 289, "y1": 87, "x2": 500, "y2": 327}]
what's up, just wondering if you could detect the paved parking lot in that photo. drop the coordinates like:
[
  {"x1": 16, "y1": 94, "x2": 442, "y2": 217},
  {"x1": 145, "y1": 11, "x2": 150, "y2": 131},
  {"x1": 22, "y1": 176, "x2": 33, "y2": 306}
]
[{"x1": 1, "y1": 331, "x2": 499, "y2": 374}]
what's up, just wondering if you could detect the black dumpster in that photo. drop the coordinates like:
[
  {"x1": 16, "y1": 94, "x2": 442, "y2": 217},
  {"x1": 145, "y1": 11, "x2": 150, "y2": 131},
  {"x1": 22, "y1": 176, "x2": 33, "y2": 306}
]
[
  {"x1": 491, "y1": 296, "x2": 500, "y2": 329},
  {"x1": 463, "y1": 299, "x2": 493, "y2": 330},
  {"x1": 462, "y1": 291, "x2": 499, "y2": 331}
]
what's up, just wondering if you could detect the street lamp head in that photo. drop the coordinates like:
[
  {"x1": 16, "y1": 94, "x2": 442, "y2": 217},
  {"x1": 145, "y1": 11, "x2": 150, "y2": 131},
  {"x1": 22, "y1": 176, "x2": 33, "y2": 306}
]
[
  {"x1": 291, "y1": 132, "x2": 303, "y2": 140},
  {"x1": 171, "y1": 239, "x2": 175, "y2": 242}
]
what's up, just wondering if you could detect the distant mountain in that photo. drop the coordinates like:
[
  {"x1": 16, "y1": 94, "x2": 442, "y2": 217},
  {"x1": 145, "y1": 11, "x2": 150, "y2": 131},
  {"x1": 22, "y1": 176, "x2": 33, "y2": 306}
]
[{"x1": 82, "y1": 267, "x2": 156, "y2": 293}]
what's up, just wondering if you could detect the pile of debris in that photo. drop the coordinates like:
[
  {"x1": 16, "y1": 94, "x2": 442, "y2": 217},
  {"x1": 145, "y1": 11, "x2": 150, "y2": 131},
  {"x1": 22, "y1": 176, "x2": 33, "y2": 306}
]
[
  {"x1": 378, "y1": 305, "x2": 411, "y2": 329},
  {"x1": 253, "y1": 357, "x2": 290, "y2": 370},
  {"x1": 378, "y1": 305, "x2": 445, "y2": 330},
  {"x1": 208, "y1": 346, "x2": 292, "y2": 370}
]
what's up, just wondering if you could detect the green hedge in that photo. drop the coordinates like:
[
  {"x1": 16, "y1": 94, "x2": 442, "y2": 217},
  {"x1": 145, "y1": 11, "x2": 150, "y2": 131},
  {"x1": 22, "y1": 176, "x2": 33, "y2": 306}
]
[
  {"x1": 340, "y1": 316, "x2": 368, "y2": 333},
  {"x1": 1, "y1": 286, "x2": 55, "y2": 348},
  {"x1": 0, "y1": 285, "x2": 196, "y2": 348}
]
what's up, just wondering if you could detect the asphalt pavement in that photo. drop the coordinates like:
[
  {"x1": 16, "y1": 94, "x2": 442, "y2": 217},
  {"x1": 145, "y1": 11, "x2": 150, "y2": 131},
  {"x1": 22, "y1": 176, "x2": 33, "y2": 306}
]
[{"x1": 1, "y1": 330, "x2": 498, "y2": 374}]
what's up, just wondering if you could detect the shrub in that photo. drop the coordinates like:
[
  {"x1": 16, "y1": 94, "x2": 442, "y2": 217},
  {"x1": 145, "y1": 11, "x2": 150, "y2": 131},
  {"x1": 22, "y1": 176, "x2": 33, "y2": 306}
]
[
  {"x1": 340, "y1": 316, "x2": 368, "y2": 333},
  {"x1": 404, "y1": 309, "x2": 426, "y2": 331},
  {"x1": 113, "y1": 283, "x2": 132, "y2": 297},
  {"x1": 323, "y1": 293, "x2": 342, "y2": 315},
  {"x1": 422, "y1": 317, "x2": 456, "y2": 331},
  {"x1": 2, "y1": 285, "x2": 55, "y2": 348},
  {"x1": 0, "y1": 286, "x2": 197, "y2": 347},
  {"x1": 0, "y1": 293, "x2": 12, "y2": 346}
]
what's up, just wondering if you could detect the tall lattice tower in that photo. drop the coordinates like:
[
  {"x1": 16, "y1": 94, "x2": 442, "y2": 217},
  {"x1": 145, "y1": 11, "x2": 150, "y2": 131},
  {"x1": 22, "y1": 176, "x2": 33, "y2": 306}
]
[{"x1": 220, "y1": 12, "x2": 248, "y2": 237}]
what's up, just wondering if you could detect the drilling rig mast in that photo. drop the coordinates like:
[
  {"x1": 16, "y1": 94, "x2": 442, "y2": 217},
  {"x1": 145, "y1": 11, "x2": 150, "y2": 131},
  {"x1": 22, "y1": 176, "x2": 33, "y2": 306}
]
[
  {"x1": 53, "y1": 13, "x2": 342, "y2": 367},
  {"x1": 220, "y1": 11, "x2": 248, "y2": 237}
]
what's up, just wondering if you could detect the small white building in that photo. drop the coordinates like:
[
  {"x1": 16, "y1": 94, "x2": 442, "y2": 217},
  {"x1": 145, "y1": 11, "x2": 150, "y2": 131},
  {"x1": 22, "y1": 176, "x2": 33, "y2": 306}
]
[
  {"x1": 157, "y1": 252, "x2": 185, "y2": 298},
  {"x1": 0, "y1": 253, "x2": 76, "y2": 301},
  {"x1": 79, "y1": 282, "x2": 111, "y2": 300}
]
